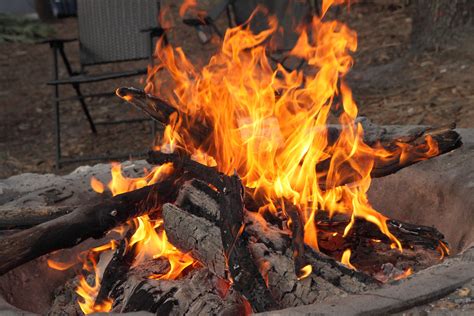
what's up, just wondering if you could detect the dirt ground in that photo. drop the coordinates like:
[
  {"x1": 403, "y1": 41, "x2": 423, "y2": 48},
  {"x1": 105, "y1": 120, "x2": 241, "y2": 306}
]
[{"x1": 0, "y1": 1, "x2": 473, "y2": 178}]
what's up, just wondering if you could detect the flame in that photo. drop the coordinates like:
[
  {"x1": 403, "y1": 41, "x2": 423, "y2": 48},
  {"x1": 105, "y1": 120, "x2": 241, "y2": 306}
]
[
  {"x1": 393, "y1": 267, "x2": 413, "y2": 280},
  {"x1": 47, "y1": 259, "x2": 77, "y2": 271},
  {"x1": 90, "y1": 162, "x2": 174, "y2": 196},
  {"x1": 179, "y1": 0, "x2": 197, "y2": 17},
  {"x1": 76, "y1": 241, "x2": 116, "y2": 314},
  {"x1": 91, "y1": 165, "x2": 196, "y2": 281},
  {"x1": 437, "y1": 241, "x2": 450, "y2": 260},
  {"x1": 297, "y1": 264, "x2": 313, "y2": 280},
  {"x1": 79, "y1": 164, "x2": 196, "y2": 313},
  {"x1": 129, "y1": 216, "x2": 195, "y2": 279},
  {"x1": 143, "y1": 0, "x2": 443, "y2": 262},
  {"x1": 341, "y1": 248, "x2": 356, "y2": 270},
  {"x1": 90, "y1": 177, "x2": 105, "y2": 194}
]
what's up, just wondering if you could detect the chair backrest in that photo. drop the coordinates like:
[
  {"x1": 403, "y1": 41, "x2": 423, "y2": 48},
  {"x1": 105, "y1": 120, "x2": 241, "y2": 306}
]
[{"x1": 78, "y1": 0, "x2": 159, "y2": 66}]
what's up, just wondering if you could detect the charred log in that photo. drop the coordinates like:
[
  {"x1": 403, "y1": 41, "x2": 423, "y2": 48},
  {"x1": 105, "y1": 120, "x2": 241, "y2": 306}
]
[
  {"x1": 111, "y1": 268, "x2": 246, "y2": 315},
  {"x1": 117, "y1": 87, "x2": 212, "y2": 144},
  {"x1": 94, "y1": 227, "x2": 138, "y2": 307},
  {"x1": 162, "y1": 182, "x2": 375, "y2": 309},
  {"x1": 0, "y1": 173, "x2": 180, "y2": 276},
  {"x1": 284, "y1": 203, "x2": 309, "y2": 279}
]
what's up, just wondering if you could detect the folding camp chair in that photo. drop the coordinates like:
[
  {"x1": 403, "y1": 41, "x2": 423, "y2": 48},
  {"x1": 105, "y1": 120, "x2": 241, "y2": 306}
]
[{"x1": 44, "y1": 0, "x2": 166, "y2": 169}]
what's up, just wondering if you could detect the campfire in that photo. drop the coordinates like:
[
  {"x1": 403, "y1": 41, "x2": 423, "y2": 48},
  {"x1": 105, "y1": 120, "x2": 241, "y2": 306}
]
[{"x1": 0, "y1": 1, "x2": 463, "y2": 314}]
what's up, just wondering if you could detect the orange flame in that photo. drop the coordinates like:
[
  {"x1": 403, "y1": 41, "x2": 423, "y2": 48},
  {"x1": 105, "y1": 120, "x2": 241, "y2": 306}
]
[
  {"x1": 393, "y1": 267, "x2": 413, "y2": 280},
  {"x1": 341, "y1": 248, "x2": 356, "y2": 270},
  {"x1": 92, "y1": 162, "x2": 174, "y2": 196},
  {"x1": 76, "y1": 241, "x2": 116, "y2": 314},
  {"x1": 91, "y1": 165, "x2": 197, "y2": 279},
  {"x1": 47, "y1": 259, "x2": 77, "y2": 271},
  {"x1": 90, "y1": 177, "x2": 105, "y2": 194},
  {"x1": 129, "y1": 216, "x2": 195, "y2": 279},
  {"x1": 142, "y1": 0, "x2": 442, "y2": 260},
  {"x1": 179, "y1": 0, "x2": 197, "y2": 17}
]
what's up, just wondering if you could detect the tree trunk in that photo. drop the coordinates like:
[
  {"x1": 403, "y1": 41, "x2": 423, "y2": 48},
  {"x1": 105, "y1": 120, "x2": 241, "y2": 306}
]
[{"x1": 411, "y1": 0, "x2": 474, "y2": 51}]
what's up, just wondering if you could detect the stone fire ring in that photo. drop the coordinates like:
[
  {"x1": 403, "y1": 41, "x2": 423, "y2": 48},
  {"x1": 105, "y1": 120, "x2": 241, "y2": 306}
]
[{"x1": 0, "y1": 128, "x2": 473, "y2": 315}]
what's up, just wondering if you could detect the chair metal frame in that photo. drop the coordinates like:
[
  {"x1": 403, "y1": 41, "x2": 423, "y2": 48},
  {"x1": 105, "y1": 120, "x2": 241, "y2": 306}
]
[{"x1": 44, "y1": 0, "x2": 166, "y2": 169}]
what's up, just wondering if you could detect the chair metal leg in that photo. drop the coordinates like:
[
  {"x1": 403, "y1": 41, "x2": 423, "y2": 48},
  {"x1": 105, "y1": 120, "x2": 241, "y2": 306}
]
[
  {"x1": 52, "y1": 48, "x2": 61, "y2": 170},
  {"x1": 57, "y1": 46, "x2": 97, "y2": 134},
  {"x1": 73, "y1": 84, "x2": 97, "y2": 134}
]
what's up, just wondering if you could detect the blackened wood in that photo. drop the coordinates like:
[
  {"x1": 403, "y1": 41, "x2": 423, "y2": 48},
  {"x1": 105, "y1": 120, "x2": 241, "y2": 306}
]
[
  {"x1": 94, "y1": 227, "x2": 138, "y2": 307},
  {"x1": 163, "y1": 203, "x2": 227, "y2": 277},
  {"x1": 316, "y1": 212, "x2": 447, "y2": 251},
  {"x1": 163, "y1": 201, "x2": 374, "y2": 308},
  {"x1": 117, "y1": 87, "x2": 213, "y2": 145},
  {"x1": 175, "y1": 179, "x2": 221, "y2": 223},
  {"x1": 317, "y1": 124, "x2": 462, "y2": 186},
  {"x1": 115, "y1": 269, "x2": 246, "y2": 315},
  {"x1": 116, "y1": 87, "x2": 177, "y2": 125},
  {"x1": 217, "y1": 174, "x2": 279, "y2": 312},
  {"x1": 0, "y1": 174, "x2": 179, "y2": 276},
  {"x1": 147, "y1": 151, "x2": 225, "y2": 191},
  {"x1": 285, "y1": 204, "x2": 309, "y2": 279},
  {"x1": 0, "y1": 206, "x2": 72, "y2": 230},
  {"x1": 371, "y1": 126, "x2": 462, "y2": 178},
  {"x1": 148, "y1": 152, "x2": 277, "y2": 311}
]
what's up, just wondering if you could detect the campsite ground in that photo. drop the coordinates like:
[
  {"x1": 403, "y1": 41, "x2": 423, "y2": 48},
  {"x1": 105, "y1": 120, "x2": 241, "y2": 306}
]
[{"x1": 0, "y1": 1, "x2": 473, "y2": 178}]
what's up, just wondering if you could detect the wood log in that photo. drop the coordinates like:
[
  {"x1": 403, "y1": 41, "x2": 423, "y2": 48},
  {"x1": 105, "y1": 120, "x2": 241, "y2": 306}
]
[
  {"x1": 0, "y1": 205, "x2": 72, "y2": 230},
  {"x1": 148, "y1": 152, "x2": 278, "y2": 311},
  {"x1": 123, "y1": 87, "x2": 461, "y2": 181},
  {"x1": 162, "y1": 202, "x2": 374, "y2": 309},
  {"x1": 371, "y1": 124, "x2": 462, "y2": 178},
  {"x1": 94, "y1": 227, "x2": 138, "y2": 307},
  {"x1": 111, "y1": 268, "x2": 246, "y2": 315},
  {"x1": 0, "y1": 173, "x2": 180, "y2": 276},
  {"x1": 217, "y1": 173, "x2": 279, "y2": 312},
  {"x1": 316, "y1": 124, "x2": 461, "y2": 188},
  {"x1": 116, "y1": 87, "x2": 177, "y2": 125},
  {"x1": 117, "y1": 87, "x2": 212, "y2": 144},
  {"x1": 284, "y1": 203, "x2": 309, "y2": 279}
]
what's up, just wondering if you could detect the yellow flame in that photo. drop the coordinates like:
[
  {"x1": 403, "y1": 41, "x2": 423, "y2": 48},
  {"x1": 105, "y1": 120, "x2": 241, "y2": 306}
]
[
  {"x1": 141, "y1": 2, "x2": 442, "y2": 256},
  {"x1": 341, "y1": 249, "x2": 356, "y2": 270},
  {"x1": 76, "y1": 241, "x2": 116, "y2": 314},
  {"x1": 297, "y1": 264, "x2": 313, "y2": 280}
]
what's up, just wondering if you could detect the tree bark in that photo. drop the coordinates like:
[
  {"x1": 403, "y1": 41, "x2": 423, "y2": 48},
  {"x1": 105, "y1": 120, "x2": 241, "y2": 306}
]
[{"x1": 411, "y1": 0, "x2": 474, "y2": 51}]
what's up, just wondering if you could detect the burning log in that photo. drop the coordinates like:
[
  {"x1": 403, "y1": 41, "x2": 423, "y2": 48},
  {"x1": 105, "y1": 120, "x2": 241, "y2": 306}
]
[
  {"x1": 0, "y1": 173, "x2": 180, "y2": 276},
  {"x1": 116, "y1": 87, "x2": 212, "y2": 144},
  {"x1": 284, "y1": 203, "x2": 309, "y2": 279},
  {"x1": 94, "y1": 228, "x2": 138, "y2": 308},
  {"x1": 161, "y1": 181, "x2": 375, "y2": 309},
  {"x1": 110, "y1": 268, "x2": 247, "y2": 314},
  {"x1": 121, "y1": 87, "x2": 461, "y2": 183},
  {"x1": 370, "y1": 124, "x2": 462, "y2": 178},
  {"x1": 147, "y1": 151, "x2": 278, "y2": 311}
]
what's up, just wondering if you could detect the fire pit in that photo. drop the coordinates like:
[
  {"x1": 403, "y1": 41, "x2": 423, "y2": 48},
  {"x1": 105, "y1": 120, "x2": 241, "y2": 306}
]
[{"x1": 0, "y1": 1, "x2": 473, "y2": 315}]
